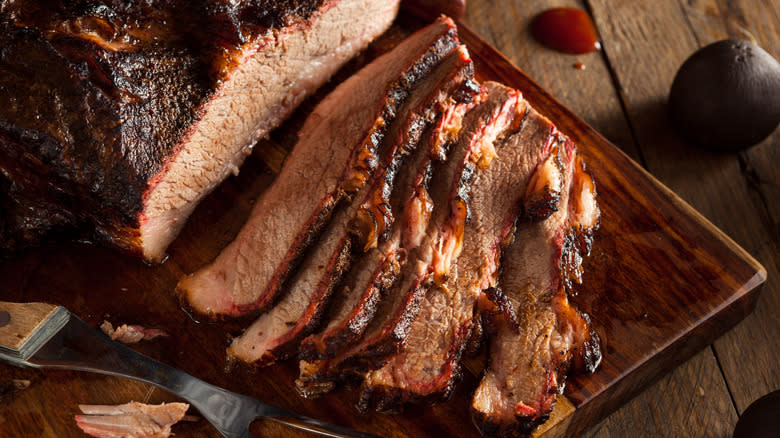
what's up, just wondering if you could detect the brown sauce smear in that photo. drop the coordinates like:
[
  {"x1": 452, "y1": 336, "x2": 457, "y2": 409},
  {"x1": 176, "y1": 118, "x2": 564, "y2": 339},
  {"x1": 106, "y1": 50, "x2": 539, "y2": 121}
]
[{"x1": 531, "y1": 8, "x2": 601, "y2": 54}]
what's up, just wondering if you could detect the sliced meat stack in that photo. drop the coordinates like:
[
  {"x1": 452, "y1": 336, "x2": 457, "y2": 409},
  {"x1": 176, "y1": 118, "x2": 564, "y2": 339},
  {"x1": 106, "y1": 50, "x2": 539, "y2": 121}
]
[
  {"x1": 296, "y1": 82, "x2": 524, "y2": 397},
  {"x1": 177, "y1": 17, "x2": 461, "y2": 317},
  {"x1": 361, "y1": 83, "x2": 567, "y2": 412},
  {"x1": 227, "y1": 42, "x2": 480, "y2": 366},
  {"x1": 176, "y1": 17, "x2": 602, "y2": 438},
  {"x1": 0, "y1": 0, "x2": 400, "y2": 262}
]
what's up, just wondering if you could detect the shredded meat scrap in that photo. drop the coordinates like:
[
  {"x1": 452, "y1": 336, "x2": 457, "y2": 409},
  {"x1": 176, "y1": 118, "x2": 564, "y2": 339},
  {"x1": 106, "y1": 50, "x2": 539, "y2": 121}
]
[
  {"x1": 100, "y1": 321, "x2": 168, "y2": 344},
  {"x1": 75, "y1": 402, "x2": 189, "y2": 438}
]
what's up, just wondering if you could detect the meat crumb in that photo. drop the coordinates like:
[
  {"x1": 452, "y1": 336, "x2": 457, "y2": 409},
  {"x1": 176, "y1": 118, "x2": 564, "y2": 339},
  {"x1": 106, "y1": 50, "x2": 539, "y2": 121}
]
[
  {"x1": 75, "y1": 401, "x2": 189, "y2": 438},
  {"x1": 100, "y1": 321, "x2": 168, "y2": 344}
]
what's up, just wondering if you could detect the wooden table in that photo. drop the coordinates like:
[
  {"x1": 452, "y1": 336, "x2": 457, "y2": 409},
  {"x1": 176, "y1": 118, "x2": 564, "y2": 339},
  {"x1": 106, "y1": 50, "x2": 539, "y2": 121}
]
[
  {"x1": 463, "y1": 0, "x2": 779, "y2": 436},
  {"x1": 0, "y1": 1, "x2": 777, "y2": 437}
]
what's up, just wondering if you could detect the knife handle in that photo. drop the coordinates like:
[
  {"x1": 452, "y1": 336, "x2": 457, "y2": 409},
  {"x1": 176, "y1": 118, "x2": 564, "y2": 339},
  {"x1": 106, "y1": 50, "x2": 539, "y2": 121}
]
[{"x1": 0, "y1": 301, "x2": 69, "y2": 361}]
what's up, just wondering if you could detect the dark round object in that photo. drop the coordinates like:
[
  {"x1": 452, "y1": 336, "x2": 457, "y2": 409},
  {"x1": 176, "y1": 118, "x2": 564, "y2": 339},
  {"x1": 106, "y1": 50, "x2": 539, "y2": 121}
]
[
  {"x1": 733, "y1": 390, "x2": 780, "y2": 438},
  {"x1": 669, "y1": 39, "x2": 780, "y2": 151}
]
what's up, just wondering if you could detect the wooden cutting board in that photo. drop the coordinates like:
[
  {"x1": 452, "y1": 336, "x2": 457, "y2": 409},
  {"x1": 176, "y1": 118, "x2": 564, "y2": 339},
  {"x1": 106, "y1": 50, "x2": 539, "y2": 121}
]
[{"x1": 0, "y1": 17, "x2": 765, "y2": 438}]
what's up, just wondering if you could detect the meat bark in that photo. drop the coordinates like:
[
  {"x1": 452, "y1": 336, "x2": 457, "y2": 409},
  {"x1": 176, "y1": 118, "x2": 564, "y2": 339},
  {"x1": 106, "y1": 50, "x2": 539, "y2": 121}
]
[
  {"x1": 296, "y1": 82, "x2": 523, "y2": 398},
  {"x1": 227, "y1": 44, "x2": 477, "y2": 366},
  {"x1": 471, "y1": 132, "x2": 601, "y2": 437},
  {"x1": 177, "y1": 17, "x2": 461, "y2": 317},
  {"x1": 0, "y1": 0, "x2": 400, "y2": 261}
]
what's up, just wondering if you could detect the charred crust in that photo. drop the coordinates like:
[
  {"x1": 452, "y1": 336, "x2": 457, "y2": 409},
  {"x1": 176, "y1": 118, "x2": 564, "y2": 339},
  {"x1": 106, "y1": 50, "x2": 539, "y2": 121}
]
[
  {"x1": 576, "y1": 313, "x2": 602, "y2": 374},
  {"x1": 337, "y1": 281, "x2": 427, "y2": 375},
  {"x1": 464, "y1": 314, "x2": 485, "y2": 356},
  {"x1": 325, "y1": 252, "x2": 402, "y2": 358},
  {"x1": 483, "y1": 287, "x2": 521, "y2": 332},
  {"x1": 454, "y1": 77, "x2": 482, "y2": 103},
  {"x1": 524, "y1": 190, "x2": 560, "y2": 222},
  {"x1": 258, "y1": 237, "x2": 354, "y2": 367}
]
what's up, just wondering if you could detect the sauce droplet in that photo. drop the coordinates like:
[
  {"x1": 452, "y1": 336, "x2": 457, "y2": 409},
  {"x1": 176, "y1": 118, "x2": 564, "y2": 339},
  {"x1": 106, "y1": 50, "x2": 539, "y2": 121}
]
[
  {"x1": 574, "y1": 61, "x2": 586, "y2": 70},
  {"x1": 531, "y1": 8, "x2": 601, "y2": 54}
]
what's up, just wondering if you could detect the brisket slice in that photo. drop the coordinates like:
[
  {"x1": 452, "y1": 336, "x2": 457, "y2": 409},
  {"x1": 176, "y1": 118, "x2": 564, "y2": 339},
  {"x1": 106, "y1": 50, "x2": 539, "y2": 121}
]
[
  {"x1": 298, "y1": 47, "x2": 479, "y2": 362},
  {"x1": 296, "y1": 83, "x2": 523, "y2": 398},
  {"x1": 226, "y1": 198, "x2": 355, "y2": 367},
  {"x1": 177, "y1": 17, "x2": 461, "y2": 317},
  {"x1": 471, "y1": 133, "x2": 601, "y2": 437},
  {"x1": 226, "y1": 45, "x2": 477, "y2": 366},
  {"x1": 363, "y1": 93, "x2": 588, "y2": 413},
  {"x1": 0, "y1": 0, "x2": 399, "y2": 262}
]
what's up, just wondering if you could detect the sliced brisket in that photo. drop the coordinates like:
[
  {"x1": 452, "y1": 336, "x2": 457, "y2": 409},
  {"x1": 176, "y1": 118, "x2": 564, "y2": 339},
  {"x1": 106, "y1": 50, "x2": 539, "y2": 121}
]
[
  {"x1": 226, "y1": 199, "x2": 355, "y2": 366},
  {"x1": 361, "y1": 85, "x2": 584, "y2": 412},
  {"x1": 0, "y1": 0, "x2": 400, "y2": 262},
  {"x1": 296, "y1": 82, "x2": 523, "y2": 397},
  {"x1": 227, "y1": 44, "x2": 477, "y2": 366},
  {"x1": 177, "y1": 17, "x2": 461, "y2": 317},
  {"x1": 298, "y1": 46, "x2": 479, "y2": 362},
  {"x1": 471, "y1": 130, "x2": 601, "y2": 437}
]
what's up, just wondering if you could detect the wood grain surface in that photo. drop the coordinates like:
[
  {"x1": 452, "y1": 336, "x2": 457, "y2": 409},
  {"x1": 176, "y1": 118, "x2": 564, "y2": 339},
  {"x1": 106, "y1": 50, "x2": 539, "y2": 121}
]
[{"x1": 0, "y1": 2, "x2": 776, "y2": 437}]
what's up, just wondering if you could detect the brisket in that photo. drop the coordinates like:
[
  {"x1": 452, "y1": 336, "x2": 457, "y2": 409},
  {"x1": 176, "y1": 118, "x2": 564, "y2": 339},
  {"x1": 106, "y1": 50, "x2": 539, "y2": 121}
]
[
  {"x1": 0, "y1": 0, "x2": 400, "y2": 262},
  {"x1": 298, "y1": 46, "x2": 478, "y2": 362},
  {"x1": 296, "y1": 82, "x2": 523, "y2": 398},
  {"x1": 227, "y1": 44, "x2": 477, "y2": 366},
  {"x1": 363, "y1": 89, "x2": 591, "y2": 412},
  {"x1": 471, "y1": 131, "x2": 601, "y2": 437},
  {"x1": 177, "y1": 17, "x2": 461, "y2": 317},
  {"x1": 226, "y1": 199, "x2": 355, "y2": 366}
]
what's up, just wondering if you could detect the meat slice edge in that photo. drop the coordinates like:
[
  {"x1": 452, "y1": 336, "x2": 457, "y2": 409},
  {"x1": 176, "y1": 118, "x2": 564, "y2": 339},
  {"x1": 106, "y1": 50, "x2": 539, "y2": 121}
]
[{"x1": 176, "y1": 17, "x2": 460, "y2": 318}]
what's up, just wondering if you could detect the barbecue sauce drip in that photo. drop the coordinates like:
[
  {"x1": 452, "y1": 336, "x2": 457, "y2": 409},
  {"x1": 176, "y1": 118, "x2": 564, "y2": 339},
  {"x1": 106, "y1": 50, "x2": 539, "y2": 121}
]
[{"x1": 531, "y1": 8, "x2": 600, "y2": 54}]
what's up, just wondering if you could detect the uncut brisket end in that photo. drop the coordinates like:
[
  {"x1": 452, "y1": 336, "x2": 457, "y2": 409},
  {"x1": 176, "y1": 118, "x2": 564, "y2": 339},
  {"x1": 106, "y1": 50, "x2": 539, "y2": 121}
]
[
  {"x1": 0, "y1": 0, "x2": 400, "y2": 262},
  {"x1": 298, "y1": 46, "x2": 479, "y2": 362},
  {"x1": 227, "y1": 44, "x2": 477, "y2": 366},
  {"x1": 296, "y1": 83, "x2": 522, "y2": 397},
  {"x1": 471, "y1": 127, "x2": 601, "y2": 437},
  {"x1": 177, "y1": 17, "x2": 461, "y2": 318}
]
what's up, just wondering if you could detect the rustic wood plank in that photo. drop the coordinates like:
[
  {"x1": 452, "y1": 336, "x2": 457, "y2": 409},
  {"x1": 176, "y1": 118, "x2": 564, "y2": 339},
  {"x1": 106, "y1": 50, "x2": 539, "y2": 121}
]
[
  {"x1": 674, "y1": 0, "x2": 780, "y2": 414},
  {"x1": 588, "y1": 0, "x2": 780, "y2": 427},
  {"x1": 462, "y1": 0, "x2": 641, "y2": 162},
  {"x1": 582, "y1": 349, "x2": 737, "y2": 437}
]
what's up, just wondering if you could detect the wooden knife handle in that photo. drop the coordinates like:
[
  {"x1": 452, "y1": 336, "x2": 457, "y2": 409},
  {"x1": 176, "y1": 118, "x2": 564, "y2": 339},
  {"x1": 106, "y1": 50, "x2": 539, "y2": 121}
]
[{"x1": 0, "y1": 301, "x2": 66, "y2": 357}]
